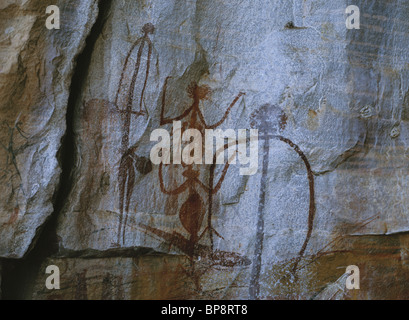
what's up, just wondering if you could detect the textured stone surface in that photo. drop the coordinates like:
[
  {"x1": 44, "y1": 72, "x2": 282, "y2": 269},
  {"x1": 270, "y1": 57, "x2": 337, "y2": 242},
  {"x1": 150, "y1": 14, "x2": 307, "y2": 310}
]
[
  {"x1": 48, "y1": 0, "x2": 409, "y2": 299},
  {"x1": 0, "y1": 0, "x2": 99, "y2": 258},
  {"x1": 32, "y1": 232, "x2": 409, "y2": 300},
  {"x1": 32, "y1": 255, "x2": 250, "y2": 300},
  {"x1": 313, "y1": 273, "x2": 350, "y2": 300},
  {"x1": 3, "y1": 0, "x2": 409, "y2": 300}
]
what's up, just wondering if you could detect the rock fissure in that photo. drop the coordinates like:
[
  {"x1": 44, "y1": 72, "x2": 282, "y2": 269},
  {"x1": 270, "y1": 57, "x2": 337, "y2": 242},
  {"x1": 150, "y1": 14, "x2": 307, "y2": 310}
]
[{"x1": 1, "y1": 0, "x2": 112, "y2": 299}]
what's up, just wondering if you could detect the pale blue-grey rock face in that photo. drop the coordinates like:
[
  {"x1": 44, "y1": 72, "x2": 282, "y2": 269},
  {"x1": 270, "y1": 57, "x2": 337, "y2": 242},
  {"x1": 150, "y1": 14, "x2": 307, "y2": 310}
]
[
  {"x1": 0, "y1": 0, "x2": 99, "y2": 258},
  {"x1": 2, "y1": 0, "x2": 409, "y2": 300},
  {"x1": 48, "y1": 0, "x2": 409, "y2": 299}
]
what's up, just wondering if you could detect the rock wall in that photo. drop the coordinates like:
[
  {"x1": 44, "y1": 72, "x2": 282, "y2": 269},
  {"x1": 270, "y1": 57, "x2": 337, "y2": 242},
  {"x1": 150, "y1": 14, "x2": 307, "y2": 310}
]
[
  {"x1": 1, "y1": 0, "x2": 409, "y2": 300},
  {"x1": 0, "y1": 0, "x2": 99, "y2": 258}
]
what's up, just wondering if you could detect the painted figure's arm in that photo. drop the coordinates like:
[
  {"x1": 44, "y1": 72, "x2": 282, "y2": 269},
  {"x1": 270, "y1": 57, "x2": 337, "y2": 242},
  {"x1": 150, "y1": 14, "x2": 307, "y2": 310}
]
[
  {"x1": 160, "y1": 76, "x2": 193, "y2": 125},
  {"x1": 202, "y1": 92, "x2": 245, "y2": 129}
]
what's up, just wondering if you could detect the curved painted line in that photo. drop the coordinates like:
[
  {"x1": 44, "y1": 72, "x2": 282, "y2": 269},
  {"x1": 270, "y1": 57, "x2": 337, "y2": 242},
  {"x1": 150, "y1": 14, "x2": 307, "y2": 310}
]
[{"x1": 275, "y1": 135, "x2": 316, "y2": 274}]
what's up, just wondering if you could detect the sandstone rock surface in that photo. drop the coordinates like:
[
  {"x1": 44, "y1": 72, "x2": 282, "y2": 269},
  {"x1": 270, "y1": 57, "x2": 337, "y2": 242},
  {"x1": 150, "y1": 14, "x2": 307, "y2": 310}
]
[{"x1": 0, "y1": 0, "x2": 99, "y2": 258}]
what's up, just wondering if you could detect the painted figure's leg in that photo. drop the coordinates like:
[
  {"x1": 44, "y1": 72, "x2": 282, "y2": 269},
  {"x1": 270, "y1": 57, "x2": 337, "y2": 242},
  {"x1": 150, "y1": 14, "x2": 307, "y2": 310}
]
[
  {"x1": 138, "y1": 40, "x2": 152, "y2": 113},
  {"x1": 122, "y1": 156, "x2": 136, "y2": 244},
  {"x1": 201, "y1": 92, "x2": 245, "y2": 129}
]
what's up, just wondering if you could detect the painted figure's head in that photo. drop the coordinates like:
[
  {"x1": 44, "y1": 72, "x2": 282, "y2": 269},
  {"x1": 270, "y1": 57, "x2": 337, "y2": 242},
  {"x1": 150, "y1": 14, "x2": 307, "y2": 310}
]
[
  {"x1": 250, "y1": 104, "x2": 287, "y2": 133},
  {"x1": 142, "y1": 23, "x2": 155, "y2": 35},
  {"x1": 187, "y1": 82, "x2": 211, "y2": 101}
]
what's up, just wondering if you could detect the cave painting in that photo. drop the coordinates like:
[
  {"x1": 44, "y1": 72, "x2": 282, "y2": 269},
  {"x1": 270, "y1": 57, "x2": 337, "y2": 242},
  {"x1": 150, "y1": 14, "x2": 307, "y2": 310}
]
[
  {"x1": 248, "y1": 104, "x2": 316, "y2": 299},
  {"x1": 139, "y1": 77, "x2": 249, "y2": 291},
  {"x1": 115, "y1": 23, "x2": 155, "y2": 246},
  {"x1": 82, "y1": 23, "x2": 155, "y2": 246}
]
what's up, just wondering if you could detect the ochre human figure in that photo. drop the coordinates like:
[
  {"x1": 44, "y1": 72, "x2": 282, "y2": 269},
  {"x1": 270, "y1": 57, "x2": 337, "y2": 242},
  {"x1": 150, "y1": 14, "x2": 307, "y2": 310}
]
[
  {"x1": 159, "y1": 77, "x2": 245, "y2": 243},
  {"x1": 160, "y1": 77, "x2": 245, "y2": 135},
  {"x1": 115, "y1": 23, "x2": 155, "y2": 246},
  {"x1": 139, "y1": 78, "x2": 246, "y2": 290}
]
